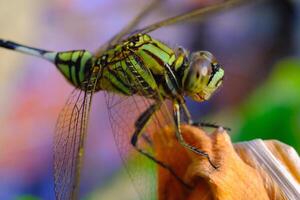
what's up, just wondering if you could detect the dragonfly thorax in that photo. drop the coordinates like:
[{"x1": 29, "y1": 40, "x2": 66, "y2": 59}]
[{"x1": 51, "y1": 35, "x2": 224, "y2": 104}]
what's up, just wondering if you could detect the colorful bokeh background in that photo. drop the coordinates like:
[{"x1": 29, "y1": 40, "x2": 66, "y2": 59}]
[{"x1": 0, "y1": 0, "x2": 299, "y2": 199}]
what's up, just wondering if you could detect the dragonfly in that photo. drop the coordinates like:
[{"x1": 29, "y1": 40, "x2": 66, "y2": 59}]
[{"x1": 0, "y1": 0, "x2": 238, "y2": 199}]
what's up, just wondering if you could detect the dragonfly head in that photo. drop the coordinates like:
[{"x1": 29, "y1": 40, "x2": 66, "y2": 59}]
[{"x1": 182, "y1": 51, "x2": 224, "y2": 102}]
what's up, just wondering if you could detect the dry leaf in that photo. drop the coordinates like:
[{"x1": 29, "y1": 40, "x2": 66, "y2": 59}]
[{"x1": 154, "y1": 125, "x2": 300, "y2": 200}]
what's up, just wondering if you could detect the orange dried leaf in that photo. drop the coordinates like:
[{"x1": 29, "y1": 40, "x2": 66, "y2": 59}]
[{"x1": 154, "y1": 125, "x2": 300, "y2": 200}]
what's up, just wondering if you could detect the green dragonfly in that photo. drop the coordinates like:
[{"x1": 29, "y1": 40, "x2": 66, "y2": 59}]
[{"x1": 0, "y1": 0, "x2": 239, "y2": 199}]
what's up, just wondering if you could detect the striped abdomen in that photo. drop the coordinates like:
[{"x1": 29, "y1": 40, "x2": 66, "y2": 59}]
[
  {"x1": 0, "y1": 39, "x2": 95, "y2": 90},
  {"x1": 55, "y1": 50, "x2": 94, "y2": 88}
]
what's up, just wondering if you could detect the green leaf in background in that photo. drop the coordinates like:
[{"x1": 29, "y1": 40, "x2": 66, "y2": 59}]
[
  {"x1": 16, "y1": 195, "x2": 40, "y2": 200},
  {"x1": 233, "y1": 58, "x2": 300, "y2": 152}
]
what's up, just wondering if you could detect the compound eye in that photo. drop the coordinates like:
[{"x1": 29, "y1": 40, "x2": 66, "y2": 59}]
[
  {"x1": 192, "y1": 57, "x2": 212, "y2": 80},
  {"x1": 190, "y1": 51, "x2": 217, "y2": 77},
  {"x1": 200, "y1": 65, "x2": 208, "y2": 77}
]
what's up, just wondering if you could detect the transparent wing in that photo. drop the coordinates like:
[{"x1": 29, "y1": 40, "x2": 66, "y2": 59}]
[
  {"x1": 53, "y1": 71, "x2": 100, "y2": 200},
  {"x1": 97, "y1": 0, "x2": 242, "y2": 57},
  {"x1": 105, "y1": 93, "x2": 173, "y2": 200},
  {"x1": 136, "y1": 0, "x2": 241, "y2": 34},
  {"x1": 96, "y1": 0, "x2": 163, "y2": 57},
  {"x1": 103, "y1": 54, "x2": 175, "y2": 199}
]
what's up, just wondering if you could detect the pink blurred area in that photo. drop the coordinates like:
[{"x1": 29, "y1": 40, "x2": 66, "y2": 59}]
[{"x1": 0, "y1": 0, "x2": 129, "y2": 198}]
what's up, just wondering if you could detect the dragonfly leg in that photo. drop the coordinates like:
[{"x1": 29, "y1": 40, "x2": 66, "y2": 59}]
[
  {"x1": 192, "y1": 121, "x2": 231, "y2": 131},
  {"x1": 142, "y1": 134, "x2": 152, "y2": 146},
  {"x1": 174, "y1": 102, "x2": 218, "y2": 169},
  {"x1": 131, "y1": 103, "x2": 192, "y2": 189},
  {"x1": 181, "y1": 103, "x2": 193, "y2": 124},
  {"x1": 181, "y1": 103, "x2": 231, "y2": 131}
]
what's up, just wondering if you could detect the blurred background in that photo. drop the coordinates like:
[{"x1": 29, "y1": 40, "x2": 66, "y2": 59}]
[{"x1": 0, "y1": 0, "x2": 299, "y2": 199}]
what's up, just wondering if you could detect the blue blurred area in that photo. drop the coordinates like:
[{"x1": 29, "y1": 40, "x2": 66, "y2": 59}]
[{"x1": 0, "y1": 0, "x2": 299, "y2": 199}]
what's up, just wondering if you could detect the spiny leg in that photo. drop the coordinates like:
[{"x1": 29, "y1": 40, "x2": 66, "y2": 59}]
[
  {"x1": 96, "y1": 0, "x2": 163, "y2": 56},
  {"x1": 142, "y1": 134, "x2": 152, "y2": 146},
  {"x1": 181, "y1": 103, "x2": 231, "y2": 131},
  {"x1": 192, "y1": 121, "x2": 231, "y2": 131},
  {"x1": 173, "y1": 102, "x2": 218, "y2": 169},
  {"x1": 181, "y1": 103, "x2": 193, "y2": 124},
  {"x1": 131, "y1": 103, "x2": 192, "y2": 189}
]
